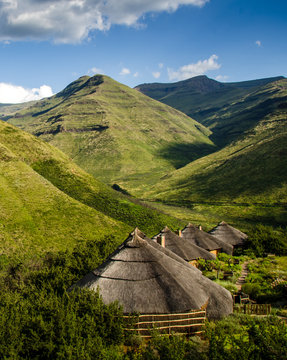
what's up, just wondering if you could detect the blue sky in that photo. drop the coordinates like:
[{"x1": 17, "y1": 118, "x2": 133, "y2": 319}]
[{"x1": 0, "y1": 0, "x2": 286, "y2": 103}]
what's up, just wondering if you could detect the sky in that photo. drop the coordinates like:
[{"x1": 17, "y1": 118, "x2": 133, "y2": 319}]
[{"x1": 0, "y1": 0, "x2": 286, "y2": 103}]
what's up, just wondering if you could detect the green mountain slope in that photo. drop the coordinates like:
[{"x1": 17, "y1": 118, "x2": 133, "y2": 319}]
[
  {"x1": 144, "y1": 80, "x2": 287, "y2": 206},
  {"x1": 135, "y1": 75, "x2": 285, "y2": 147},
  {"x1": 6, "y1": 75, "x2": 215, "y2": 195},
  {"x1": 0, "y1": 120, "x2": 182, "y2": 256}
]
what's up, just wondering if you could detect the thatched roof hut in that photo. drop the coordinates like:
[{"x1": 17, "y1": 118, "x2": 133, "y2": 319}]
[
  {"x1": 153, "y1": 226, "x2": 216, "y2": 262},
  {"x1": 182, "y1": 223, "x2": 233, "y2": 255},
  {"x1": 72, "y1": 229, "x2": 233, "y2": 319},
  {"x1": 209, "y1": 221, "x2": 248, "y2": 247}
]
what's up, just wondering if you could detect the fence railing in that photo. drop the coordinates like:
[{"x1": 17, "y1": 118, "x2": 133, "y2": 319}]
[
  {"x1": 233, "y1": 303, "x2": 271, "y2": 315},
  {"x1": 124, "y1": 309, "x2": 206, "y2": 338}
]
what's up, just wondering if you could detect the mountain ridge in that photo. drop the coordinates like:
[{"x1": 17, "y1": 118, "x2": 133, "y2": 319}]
[
  {"x1": 6, "y1": 74, "x2": 216, "y2": 195},
  {"x1": 135, "y1": 75, "x2": 286, "y2": 147}
]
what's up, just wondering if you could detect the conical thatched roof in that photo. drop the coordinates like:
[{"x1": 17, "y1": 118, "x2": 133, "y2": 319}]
[
  {"x1": 182, "y1": 223, "x2": 233, "y2": 255},
  {"x1": 72, "y1": 229, "x2": 233, "y2": 319},
  {"x1": 209, "y1": 221, "x2": 248, "y2": 246},
  {"x1": 153, "y1": 226, "x2": 215, "y2": 261}
]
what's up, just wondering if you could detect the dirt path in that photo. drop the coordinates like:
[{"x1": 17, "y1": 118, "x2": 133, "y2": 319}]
[{"x1": 236, "y1": 261, "x2": 249, "y2": 291}]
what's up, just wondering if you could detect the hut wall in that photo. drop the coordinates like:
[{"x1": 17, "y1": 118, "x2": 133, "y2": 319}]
[
  {"x1": 189, "y1": 260, "x2": 198, "y2": 267},
  {"x1": 210, "y1": 249, "x2": 219, "y2": 256}
]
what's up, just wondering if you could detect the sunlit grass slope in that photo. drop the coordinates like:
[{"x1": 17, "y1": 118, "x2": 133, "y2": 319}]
[
  {"x1": 7, "y1": 75, "x2": 215, "y2": 195},
  {"x1": 136, "y1": 75, "x2": 285, "y2": 147},
  {"x1": 0, "y1": 120, "x2": 182, "y2": 256},
  {"x1": 144, "y1": 80, "x2": 287, "y2": 207}
]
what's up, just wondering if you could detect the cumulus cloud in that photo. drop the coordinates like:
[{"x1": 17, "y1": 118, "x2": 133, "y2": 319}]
[
  {"x1": 215, "y1": 75, "x2": 229, "y2": 81},
  {"x1": 255, "y1": 40, "x2": 262, "y2": 47},
  {"x1": 119, "y1": 67, "x2": 131, "y2": 76},
  {"x1": 0, "y1": 83, "x2": 53, "y2": 104},
  {"x1": 0, "y1": 0, "x2": 209, "y2": 43},
  {"x1": 88, "y1": 67, "x2": 104, "y2": 75},
  {"x1": 152, "y1": 71, "x2": 161, "y2": 79},
  {"x1": 167, "y1": 55, "x2": 221, "y2": 81}
]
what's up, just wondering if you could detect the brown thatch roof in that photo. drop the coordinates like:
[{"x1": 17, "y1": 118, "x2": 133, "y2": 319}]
[
  {"x1": 72, "y1": 229, "x2": 233, "y2": 319},
  {"x1": 153, "y1": 226, "x2": 216, "y2": 261},
  {"x1": 182, "y1": 223, "x2": 233, "y2": 255},
  {"x1": 209, "y1": 221, "x2": 248, "y2": 246}
]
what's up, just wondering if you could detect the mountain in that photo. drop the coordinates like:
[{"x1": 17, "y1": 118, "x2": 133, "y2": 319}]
[
  {"x1": 135, "y1": 75, "x2": 285, "y2": 147},
  {"x1": 5, "y1": 75, "x2": 215, "y2": 195},
  {"x1": 0, "y1": 119, "x2": 183, "y2": 256},
  {"x1": 143, "y1": 79, "x2": 287, "y2": 207},
  {"x1": 0, "y1": 101, "x2": 36, "y2": 120}
]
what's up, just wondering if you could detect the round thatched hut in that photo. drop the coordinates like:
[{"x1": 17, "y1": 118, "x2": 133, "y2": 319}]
[
  {"x1": 209, "y1": 221, "x2": 248, "y2": 249},
  {"x1": 181, "y1": 223, "x2": 233, "y2": 255},
  {"x1": 72, "y1": 229, "x2": 233, "y2": 320},
  {"x1": 153, "y1": 226, "x2": 216, "y2": 265}
]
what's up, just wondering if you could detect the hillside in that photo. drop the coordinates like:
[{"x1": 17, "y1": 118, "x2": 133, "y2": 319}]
[
  {"x1": 135, "y1": 75, "x2": 285, "y2": 147},
  {"x1": 143, "y1": 80, "x2": 287, "y2": 207},
  {"x1": 0, "y1": 101, "x2": 36, "y2": 119},
  {"x1": 6, "y1": 75, "x2": 215, "y2": 195},
  {"x1": 0, "y1": 120, "x2": 183, "y2": 256}
]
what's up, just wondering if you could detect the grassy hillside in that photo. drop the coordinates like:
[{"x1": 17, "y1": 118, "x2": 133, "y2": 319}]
[
  {"x1": 0, "y1": 120, "x2": 183, "y2": 256},
  {"x1": 144, "y1": 80, "x2": 287, "y2": 210},
  {"x1": 6, "y1": 75, "x2": 215, "y2": 195},
  {"x1": 135, "y1": 75, "x2": 285, "y2": 147},
  {"x1": 0, "y1": 101, "x2": 36, "y2": 119}
]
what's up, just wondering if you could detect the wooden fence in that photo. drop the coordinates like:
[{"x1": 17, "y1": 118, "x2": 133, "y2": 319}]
[
  {"x1": 233, "y1": 303, "x2": 271, "y2": 315},
  {"x1": 124, "y1": 309, "x2": 206, "y2": 338}
]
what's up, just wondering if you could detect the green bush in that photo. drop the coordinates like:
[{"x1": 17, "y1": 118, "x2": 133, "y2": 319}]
[{"x1": 247, "y1": 224, "x2": 287, "y2": 256}]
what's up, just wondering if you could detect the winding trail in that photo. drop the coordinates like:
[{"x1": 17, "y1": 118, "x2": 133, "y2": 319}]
[{"x1": 236, "y1": 261, "x2": 249, "y2": 291}]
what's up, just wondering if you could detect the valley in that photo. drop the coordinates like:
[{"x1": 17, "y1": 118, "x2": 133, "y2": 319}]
[{"x1": 3, "y1": 74, "x2": 287, "y2": 234}]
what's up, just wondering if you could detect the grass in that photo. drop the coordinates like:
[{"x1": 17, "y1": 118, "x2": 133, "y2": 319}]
[
  {"x1": 143, "y1": 86, "x2": 287, "y2": 211},
  {"x1": 136, "y1": 75, "x2": 285, "y2": 147},
  {"x1": 0, "y1": 120, "x2": 183, "y2": 257},
  {"x1": 7, "y1": 75, "x2": 215, "y2": 193},
  {"x1": 5, "y1": 75, "x2": 287, "y2": 237}
]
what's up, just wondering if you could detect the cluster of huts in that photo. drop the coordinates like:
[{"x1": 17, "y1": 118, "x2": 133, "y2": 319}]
[{"x1": 72, "y1": 221, "x2": 247, "y2": 335}]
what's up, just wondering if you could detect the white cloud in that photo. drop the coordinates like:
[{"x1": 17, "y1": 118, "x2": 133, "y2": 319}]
[
  {"x1": 159, "y1": 63, "x2": 164, "y2": 69},
  {"x1": 215, "y1": 75, "x2": 229, "y2": 82},
  {"x1": 0, "y1": 0, "x2": 209, "y2": 43},
  {"x1": 0, "y1": 83, "x2": 53, "y2": 104},
  {"x1": 255, "y1": 40, "x2": 262, "y2": 47},
  {"x1": 120, "y1": 67, "x2": 131, "y2": 76},
  {"x1": 133, "y1": 72, "x2": 139, "y2": 77},
  {"x1": 152, "y1": 71, "x2": 161, "y2": 79},
  {"x1": 167, "y1": 55, "x2": 221, "y2": 81},
  {"x1": 88, "y1": 67, "x2": 104, "y2": 75}
]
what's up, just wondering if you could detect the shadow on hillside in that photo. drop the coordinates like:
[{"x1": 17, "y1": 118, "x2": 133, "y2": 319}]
[{"x1": 158, "y1": 142, "x2": 217, "y2": 169}]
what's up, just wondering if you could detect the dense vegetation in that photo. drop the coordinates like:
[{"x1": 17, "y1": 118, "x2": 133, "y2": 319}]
[
  {"x1": 0, "y1": 236, "x2": 125, "y2": 359},
  {"x1": 242, "y1": 256, "x2": 287, "y2": 305},
  {"x1": 127, "y1": 315, "x2": 287, "y2": 360},
  {"x1": 0, "y1": 236, "x2": 286, "y2": 359}
]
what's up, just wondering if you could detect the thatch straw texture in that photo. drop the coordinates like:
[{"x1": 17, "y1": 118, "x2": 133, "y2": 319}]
[
  {"x1": 209, "y1": 221, "x2": 248, "y2": 247},
  {"x1": 182, "y1": 223, "x2": 233, "y2": 255},
  {"x1": 72, "y1": 229, "x2": 233, "y2": 319},
  {"x1": 153, "y1": 226, "x2": 216, "y2": 261}
]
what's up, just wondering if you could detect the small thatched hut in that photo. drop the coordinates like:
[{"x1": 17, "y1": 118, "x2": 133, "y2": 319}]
[
  {"x1": 181, "y1": 223, "x2": 233, "y2": 255},
  {"x1": 72, "y1": 229, "x2": 233, "y2": 320},
  {"x1": 153, "y1": 226, "x2": 216, "y2": 265},
  {"x1": 209, "y1": 221, "x2": 248, "y2": 251}
]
